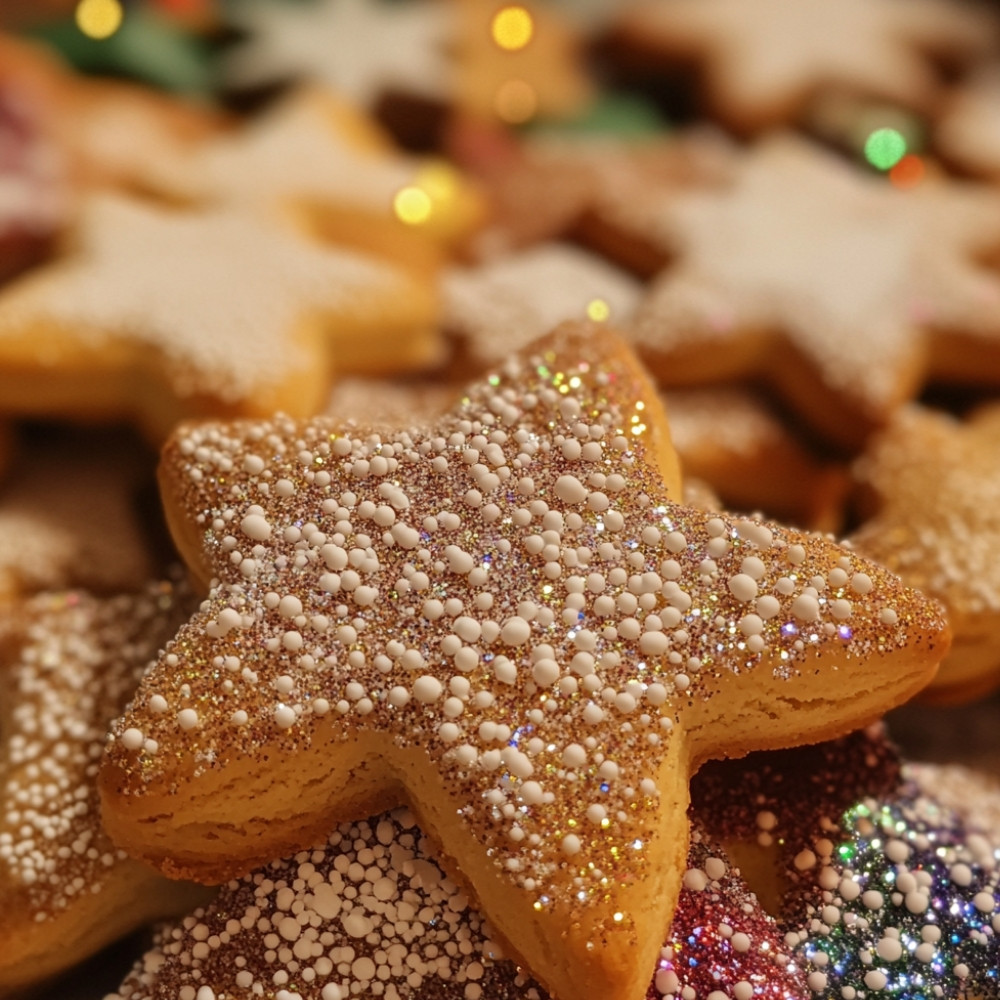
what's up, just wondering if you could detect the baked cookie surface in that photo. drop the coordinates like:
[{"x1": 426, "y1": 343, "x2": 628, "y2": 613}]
[
  {"x1": 630, "y1": 133, "x2": 1000, "y2": 448},
  {"x1": 101, "y1": 325, "x2": 948, "y2": 1000},
  {"x1": 0, "y1": 192, "x2": 439, "y2": 440}
]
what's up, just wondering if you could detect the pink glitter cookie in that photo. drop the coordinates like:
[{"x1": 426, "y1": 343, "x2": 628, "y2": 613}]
[
  {"x1": 100, "y1": 324, "x2": 947, "y2": 1000},
  {"x1": 0, "y1": 40, "x2": 69, "y2": 285}
]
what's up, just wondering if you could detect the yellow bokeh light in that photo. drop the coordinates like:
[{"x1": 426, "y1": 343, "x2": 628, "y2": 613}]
[
  {"x1": 587, "y1": 299, "x2": 610, "y2": 322},
  {"x1": 494, "y1": 79, "x2": 538, "y2": 124},
  {"x1": 492, "y1": 6, "x2": 534, "y2": 51},
  {"x1": 75, "y1": 0, "x2": 124, "y2": 38},
  {"x1": 393, "y1": 186, "x2": 433, "y2": 226},
  {"x1": 415, "y1": 161, "x2": 458, "y2": 204}
]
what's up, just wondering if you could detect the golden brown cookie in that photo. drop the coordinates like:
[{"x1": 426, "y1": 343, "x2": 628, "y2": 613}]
[
  {"x1": 0, "y1": 581, "x2": 210, "y2": 995},
  {"x1": 100, "y1": 324, "x2": 947, "y2": 1000},
  {"x1": 850, "y1": 402, "x2": 1000, "y2": 703},
  {"x1": 663, "y1": 386, "x2": 848, "y2": 532},
  {"x1": 630, "y1": 133, "x2": 1000, "y2": 450},
  {"x1": 611, "y1": 0, "x2": 997, "y2": 134},
  {"x1": 452, "y1": 0, "x2": 592, "y2": 126},
  {"x1": 0, "y1": 191, "x2": 440, "y2": 441},
  {"x1": 142, "y1": 87, "x2": 485, "y2": 273}
]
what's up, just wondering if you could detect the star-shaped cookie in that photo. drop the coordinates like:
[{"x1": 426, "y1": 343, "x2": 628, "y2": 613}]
[
  {"x1": 630, "y1": 133, "x2": 1000, "y2": 449},
  {"x1": 100, "y1": 323, "x2": 948, "y2": 1000},
  {"x1": 0, "y1": 191, "x2": 439, "y2": 441},
  {"x1": 222, "y1": 0, "x2": 456, "y2": 109},
  {"x1": 143, "y1": 87, "x2": 484, "y2": 266},
  {"x1": 450, "y1": 123, "x2": 735, "y2": 266},
  {"x1": 613, "y1": 0, "x2": 997, "y2": 133},
  {"x1": 0, "y1": 580, "x2": 209, "y2": 994},
  {"x1": 850, "y1": 403, "x2": 1000, "y2": 702}
]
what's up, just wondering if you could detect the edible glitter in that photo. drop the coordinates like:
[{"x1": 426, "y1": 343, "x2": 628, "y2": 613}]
[
  {"x1": 102, "y1": 325, "x2": 947, "y2": 1000},
  {"x1": 796, "y1": 789, "x2": 1000, "y2": 997}
]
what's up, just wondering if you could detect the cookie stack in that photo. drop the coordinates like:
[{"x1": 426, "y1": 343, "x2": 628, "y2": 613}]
[{"x1": 0, "y1": 2, "x2": 997, "y2": 999}]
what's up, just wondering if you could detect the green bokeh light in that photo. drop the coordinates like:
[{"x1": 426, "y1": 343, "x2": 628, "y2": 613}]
[{"x1": 864, "y1": 127, "x2": 907, "y2": 171}]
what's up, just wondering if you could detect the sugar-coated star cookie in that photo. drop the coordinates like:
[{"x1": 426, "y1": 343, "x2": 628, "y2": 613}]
[
  {"x1": 0, "y1": 426, "x2": 159, "y2": 599},
  {"x1": 222, "y1": 0, "x2": 456, "y2": 109},
  {"x1": 630, "y1": 133, "x2": 1000, "y2": 449},
  {"x1": 0, "y1": 192, "x2": 439, "y2": 441},
  {"x1": 143, "y1": 88, "x2": 484, "y2": 270},
  {"x1": 0, "y1": 580, "x2": 210, "y2": 995},
  {"x1": 850, "y1": 403, "x2": 1000, "y2": 703},
  {"x1": 100, "y1": 324, "x2": 948, "y2": 1000},
  {"x1": 663, "y1": 386, "x2": 849, "y2": 532},
  {"x1": 612, "y1": 0, "x2": 997, "y2": 134},
  {"x1": 442, "y1": 242, "x2": 643, "y2": 372},
  {"x1": 0, "y1": 33, "x2": 222, "y2": 206}
]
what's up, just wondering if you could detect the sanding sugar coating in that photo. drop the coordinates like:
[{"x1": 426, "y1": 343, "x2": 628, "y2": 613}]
[
  {"x1": 105, "y1": 810, "x2": 801, "y2": 1000},
  {"x1": 102, "y1": 325, "x2": 947, "y2": 999},
  {"x1": 105, "y1": 737, "x2": 1000, "y2": 1000},
  {"x1": 0, "y1": 583, "x2": 188, "y2": 913},
  {"x1": 0, "y1": 580, "x2": 207, "y2": 993}
]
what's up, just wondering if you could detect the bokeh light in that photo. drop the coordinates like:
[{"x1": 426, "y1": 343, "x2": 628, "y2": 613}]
[
  {"x1": 889, "y1": 153, "x2": 925, "y2": 190},
  {"x1": 75, "y1": 0, "x2": 124, "y2": 39},
  {"x1": 587, "y1": 299, "x2": 610, "y2": 322},
  {"x1": 494, "y1": 79, "x2": 537, "y2": 124},
  {"x1": 393, "y1": 186, "x2": 433, "y2": 226},
  {"x1": 864, "y1": 127, "x2": 907, "y2": 171},
  {"x1": 491, "y1": 6, "x2": 534, "y2": 51}
]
